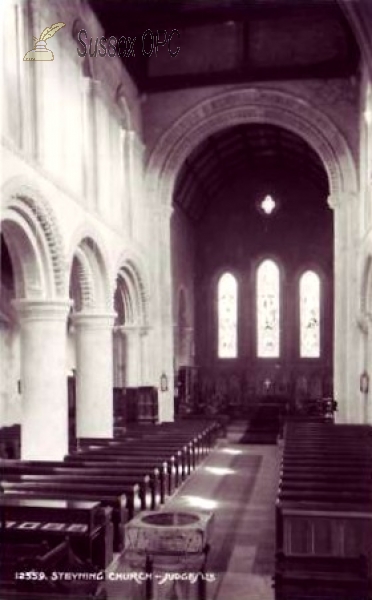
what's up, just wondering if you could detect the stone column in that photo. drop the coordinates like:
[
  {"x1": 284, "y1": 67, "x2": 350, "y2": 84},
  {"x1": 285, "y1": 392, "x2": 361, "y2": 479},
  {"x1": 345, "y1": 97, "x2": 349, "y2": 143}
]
[
  {"x1": 113, "y1": 328, "x2": 124, "y2": 388},
  {"x1": 13, "y1": 299, "x2": 71, "y2": 460},
  {"x1": 345, "y1": 192, "x2": 362, "y2": 422},
  {"x1": 156, "y1": 205, "x2": 175, "y2": 422},
  {"x1": 331, "y1": 191, "x2": 361, "y2": 423},
  {"x1": 140, "y1": 326, "x2": 151, "y2": 384},
  {"x1": 329, "y1": 194, "x2": 349, "y2": 422},
  {"x1": 358, "y1": 313, "x2": 372, "y2": 424},
  {"x1": 118, "y1": 325, "x2": 142, "y2": 387},
  {"x1": 73, "y1": 311, "x2": 115, "y2": 438}
]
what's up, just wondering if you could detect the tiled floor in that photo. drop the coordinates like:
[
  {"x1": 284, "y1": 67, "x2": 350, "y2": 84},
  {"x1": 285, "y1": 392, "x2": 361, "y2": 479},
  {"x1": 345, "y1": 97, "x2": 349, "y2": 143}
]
[{"x1": 106, "y1": 427, "x2": 280, "y2": 600}]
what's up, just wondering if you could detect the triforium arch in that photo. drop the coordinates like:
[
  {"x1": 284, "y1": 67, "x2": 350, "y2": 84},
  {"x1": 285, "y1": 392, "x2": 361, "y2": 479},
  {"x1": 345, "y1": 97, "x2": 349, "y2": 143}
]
[
  {"x1": 146, "y1": 87, "x2": 357, "y2": 205},
  {"x1": 1, "y1": 179, "x2": 66, "y2": 299}
]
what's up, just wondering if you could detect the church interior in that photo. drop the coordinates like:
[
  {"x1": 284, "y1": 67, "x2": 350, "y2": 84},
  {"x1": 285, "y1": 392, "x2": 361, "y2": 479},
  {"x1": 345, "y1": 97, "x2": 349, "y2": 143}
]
[{"x1": 1, "y1": 0, "x2": 372, "y2": 598}]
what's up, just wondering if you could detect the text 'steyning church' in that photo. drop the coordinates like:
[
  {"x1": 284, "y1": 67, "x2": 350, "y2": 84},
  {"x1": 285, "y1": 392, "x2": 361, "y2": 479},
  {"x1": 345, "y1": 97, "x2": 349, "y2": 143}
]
[{"x1": 1, "y1": 1, "x2": 372, "y2": 599}]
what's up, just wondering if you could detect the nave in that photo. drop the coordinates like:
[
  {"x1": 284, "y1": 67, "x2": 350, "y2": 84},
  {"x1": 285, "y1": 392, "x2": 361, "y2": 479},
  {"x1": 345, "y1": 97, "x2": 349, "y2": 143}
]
[{"x1": 1, "y1": 417, "x2": 372, "y2": 600}]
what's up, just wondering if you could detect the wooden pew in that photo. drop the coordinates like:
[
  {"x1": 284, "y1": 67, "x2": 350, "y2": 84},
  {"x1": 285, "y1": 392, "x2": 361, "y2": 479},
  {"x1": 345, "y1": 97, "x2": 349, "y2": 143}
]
[
  {"x1": 1, "y1": 460, "x2": 162, "y2": 509},
  {"x1": 0, "y1": 497, "x2": 113, "y2": 570},
  {"x1": 70, "y1": 450, "x2": 178, "y2": 493},
  {"x1": 276, "y1": 498, "x2": 372, "y2": 568},
  {"x1": 79, "y1": 440, "x2": 191, "y2": 480},
  {"x1": 274, "y1": 421, "x2": 372, "y2": 599},
  {"x1": 1, "y1": 472, "x2": 153, "y2": 513},
  {"x1": 274, "y1": 552, "x2": 371, "y2": 600},
  {"x1": 281, "y1": 472, "x2": 371, "y2": 484},
  {"x1": 80, "y1": 434, "x2": 201, "y2": 470},
  {"x1": 0, "y1": 483, "x2": 132, "y2": 552},
  {"x1": 279, "y1": 479, "x2": 371, "y2": 494}
]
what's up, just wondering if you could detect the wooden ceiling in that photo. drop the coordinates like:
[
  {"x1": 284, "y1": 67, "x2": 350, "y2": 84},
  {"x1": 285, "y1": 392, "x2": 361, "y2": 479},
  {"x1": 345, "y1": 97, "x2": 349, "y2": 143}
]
[
  {"x1": 173, "y1": 124, "x2": 329, "y2": 221},
  {"x1": 88, "y1": 0, "x2": 359, "y2": 92}
]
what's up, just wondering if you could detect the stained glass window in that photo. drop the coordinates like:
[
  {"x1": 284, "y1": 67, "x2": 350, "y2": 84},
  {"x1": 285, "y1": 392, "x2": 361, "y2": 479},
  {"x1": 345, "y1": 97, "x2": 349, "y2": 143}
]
[
  {"x1": 257, "y1": 260, "x2": 280, "y2": 357},
  {"x1": 300, "y1": 271, "x2": 320, "y2": 358},
  {"x1": 218, "y1": 273, "x2": 237, "y2": 358}
]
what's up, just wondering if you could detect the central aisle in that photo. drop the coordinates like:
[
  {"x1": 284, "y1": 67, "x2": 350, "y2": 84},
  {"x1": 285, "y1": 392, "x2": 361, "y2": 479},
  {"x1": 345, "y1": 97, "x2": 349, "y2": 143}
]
[
  {"x1": 166, "y1": 441, "x2": 279, "y2": 600},
  {"x1": 106, "y1": 436, "x2": 280, "y2": 600}
]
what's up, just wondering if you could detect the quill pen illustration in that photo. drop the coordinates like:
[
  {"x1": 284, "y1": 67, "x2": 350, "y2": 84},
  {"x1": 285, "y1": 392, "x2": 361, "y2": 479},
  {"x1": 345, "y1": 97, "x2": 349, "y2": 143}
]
[
  {"x1": 38, "y1": 23, "x2": 65, "y2": 42},
  {"x1": 24, "y1": 22, "x2": 65, "y2": 60}
]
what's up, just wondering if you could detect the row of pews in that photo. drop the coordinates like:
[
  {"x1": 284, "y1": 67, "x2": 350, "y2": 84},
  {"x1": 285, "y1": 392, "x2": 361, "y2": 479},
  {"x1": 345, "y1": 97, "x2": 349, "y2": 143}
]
[
  {"x1": 274, "y1": 420, "x2": 372, "y2": 600},
  {"x1": 0, "y1": 419, "x2": 220, "y2": 598}
]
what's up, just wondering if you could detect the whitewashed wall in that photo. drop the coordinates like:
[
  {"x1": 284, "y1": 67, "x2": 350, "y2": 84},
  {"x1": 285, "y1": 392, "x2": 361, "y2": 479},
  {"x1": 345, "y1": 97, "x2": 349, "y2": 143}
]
[{"x1": 0, "y1": 0, "x2": 163, "y2": 429}]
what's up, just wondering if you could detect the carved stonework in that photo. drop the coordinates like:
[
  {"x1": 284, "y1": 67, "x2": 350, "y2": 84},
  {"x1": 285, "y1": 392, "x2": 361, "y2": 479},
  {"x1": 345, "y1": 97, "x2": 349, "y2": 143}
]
[
  {"x1": 2, "y1": 179, "x2": 66, "y2": 297},
  {"x1": 116, "y1": 257, "x2": 149, "y2": 328},
  {"x1": 146, "y1": 88, "x2": 357, "y2": 212}
]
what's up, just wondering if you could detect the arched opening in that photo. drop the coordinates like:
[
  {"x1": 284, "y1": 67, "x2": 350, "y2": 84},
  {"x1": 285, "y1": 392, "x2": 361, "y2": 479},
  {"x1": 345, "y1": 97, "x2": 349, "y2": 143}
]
[
  {"x1": 67, "y1": 235, "x2": 114, "y2": 440},
  {"x1": 112, "y1": 259, "x2": 154, "y2": 425},
  {"x1": 170, "y1": 120, "x2": 334, "y2": 416},
  {"x1": 0, "y1": 233, "x2": 20, "y2": 437},
  {"x1": 1, "y1": 191, "x2": 69, "y2": 458},
  {"x1": 113, "y1": 262, "x2": 147, "y2": 384}
]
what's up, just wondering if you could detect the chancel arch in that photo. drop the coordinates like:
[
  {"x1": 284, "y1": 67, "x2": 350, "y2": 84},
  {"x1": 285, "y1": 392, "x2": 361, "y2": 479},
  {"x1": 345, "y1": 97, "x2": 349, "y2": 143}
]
[
  {"x1": 170, "y1": 119, "x2": 334, "y2": 414},
  {"x1": 147, "y1": 87, "x2": 357, "y2": 421}
]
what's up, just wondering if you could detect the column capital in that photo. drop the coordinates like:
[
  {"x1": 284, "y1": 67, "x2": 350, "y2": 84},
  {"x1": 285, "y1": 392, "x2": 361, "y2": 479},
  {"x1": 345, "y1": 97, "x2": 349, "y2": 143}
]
[
  {"x1": 115, "y1": 323, "x2": 147, "y2": 336},
  {"x1": 12, "y1": 299, "x2": 72, "y2": 323},
  {"x1": 72, "y1": 311, "x2": 116, "y2": 330},
  {"x1": 327, "y1": 191, "x2": 358, "y2": 210}
]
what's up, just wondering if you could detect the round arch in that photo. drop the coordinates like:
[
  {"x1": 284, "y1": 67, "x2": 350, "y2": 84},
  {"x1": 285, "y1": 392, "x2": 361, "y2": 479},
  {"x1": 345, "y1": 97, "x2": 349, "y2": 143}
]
[
  {"x1": 145, "y1": 87, "x2": 357, "y2": 208},
  {"x1": 115, "y1": 258, "x2": 149, "y2": 327},
  {"x1": 67, "y1": 228, "x2": 111, "y2": 311},
  {"x1": 1, "y1": 180, "x2": 66, "y2": 298}
]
